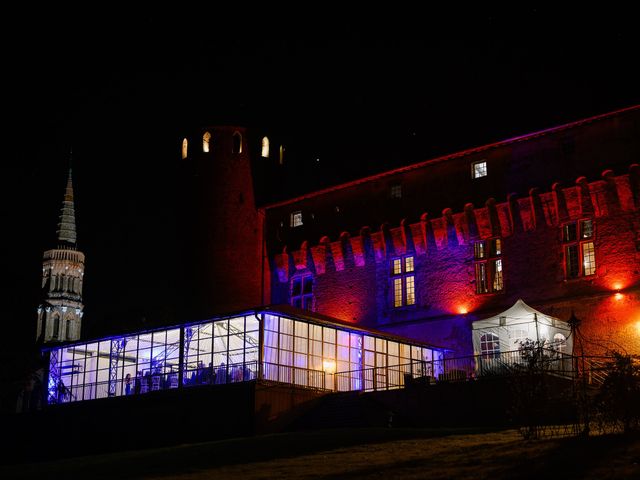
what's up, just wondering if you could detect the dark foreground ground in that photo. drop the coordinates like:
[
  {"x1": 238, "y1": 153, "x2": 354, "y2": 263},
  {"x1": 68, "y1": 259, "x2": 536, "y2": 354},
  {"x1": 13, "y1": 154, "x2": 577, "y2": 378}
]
[{"x1": 2, "y1": 427, "x2": 639, "y2": 479}]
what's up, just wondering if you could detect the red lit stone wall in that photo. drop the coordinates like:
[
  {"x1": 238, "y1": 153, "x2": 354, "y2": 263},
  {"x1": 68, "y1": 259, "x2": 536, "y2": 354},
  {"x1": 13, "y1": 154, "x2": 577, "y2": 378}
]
[
  {"x1": 178, "y1": 126, "x2": 267, "y2": 321},
  {"x1": 272, "y1": 167, "x2": 640, "y2": 356},
  {"x1": 265, "y1": 107, "x2": 640, "y2": 258}
]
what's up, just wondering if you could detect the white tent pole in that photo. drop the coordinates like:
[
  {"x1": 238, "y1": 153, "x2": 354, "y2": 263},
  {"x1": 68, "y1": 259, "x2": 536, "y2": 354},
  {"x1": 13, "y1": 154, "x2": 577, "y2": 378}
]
[{"x1": 534, "y1": 312, "x2": 539, "y2": 344}]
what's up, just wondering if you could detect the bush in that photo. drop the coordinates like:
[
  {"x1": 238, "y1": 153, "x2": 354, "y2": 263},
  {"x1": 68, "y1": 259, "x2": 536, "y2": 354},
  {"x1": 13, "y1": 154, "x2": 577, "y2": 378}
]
[{"x1": 593, "y1": 352, "x2": 640, "y2": 434}]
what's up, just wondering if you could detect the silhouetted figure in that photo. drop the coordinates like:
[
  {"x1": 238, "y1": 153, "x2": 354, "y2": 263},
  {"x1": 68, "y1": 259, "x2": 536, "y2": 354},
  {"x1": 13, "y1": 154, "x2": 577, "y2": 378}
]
[
  {"x1": 56, "y1": 379, "x2": 66, "y2": 403},
  {"x1": 124, "y1": 373, "x2": 132, "y2": 395},
  {"x1": 201, "y1": 362, "x2": 214, "y2": 385},
  {"x1": 134, "y1": 371, "x2": 142, "y2": 394},
  {"x1": 197, "y1": 360, "x2": 205, "y2": 384},
  {"x1": 216, "y1": 362, "x2": 227, "y2": 384}
]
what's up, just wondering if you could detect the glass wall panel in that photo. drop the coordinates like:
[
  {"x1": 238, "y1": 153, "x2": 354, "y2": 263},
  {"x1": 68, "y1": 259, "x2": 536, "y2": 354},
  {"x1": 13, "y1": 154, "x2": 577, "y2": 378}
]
[
  {"x1": 294, "y1": 321, "x2": 308, "y2": 338},
  {"x1": 246, "y1": 315, "x2": 260, "y2": 333},
  {"x1": 45, "y1": 310, "x2": 444, "y2": 403}
]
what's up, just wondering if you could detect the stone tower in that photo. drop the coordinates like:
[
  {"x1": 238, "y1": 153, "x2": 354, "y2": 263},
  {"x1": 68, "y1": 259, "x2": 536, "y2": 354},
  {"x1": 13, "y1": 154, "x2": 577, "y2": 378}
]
[
  {"x1": 36, "y1": 168, "x2": 85, "y2": 343},
  {"x1": 177, "y1": 126, "x2": 268, "y2": 321}
]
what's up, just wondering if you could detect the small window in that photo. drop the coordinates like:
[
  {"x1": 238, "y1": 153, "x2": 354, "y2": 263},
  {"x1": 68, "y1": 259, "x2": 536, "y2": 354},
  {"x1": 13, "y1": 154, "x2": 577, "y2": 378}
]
[
  {"x1": 472, "y1": 160, "x2": 487, "y2": 179},
  {"x1": 391, "y1": 255, "x2": 416, "y2": 308},
  {"x1": 181, "y1": 138, "x2": 188, "y2": 159},
  {"x1": 562, "y1": 219, "x2": 595, "y2": 279},
  {"x1": 261, "y1": 136, "x2": 270, "y2": 158},
  {"x1": 203, "y1": 132, "x2": 211, "y2": 153},
  {"x1": 480, "y1": 333, "x2": 500, "y2": 359},
  {"x1": 290, "y1": 211, "x2": 303, "y2": 227},
  {"x1": 279, "y1": 145, "x2": 285, "y2": 165},
  {"x1": 390, "y1": 184, "x2": 402, "y2": 199},
  {"x1": 474, "y1": 238, "x2": 503, "y2": 294},
  {"x1": 52, "y1": 314, "x2": 60, "y2": 339},
  {"x1": 291, "y1": 274, "x2": 314, "y2": 310},
  {"x1": 232, "y1": 132, "x2": 243, "y2": 154}
]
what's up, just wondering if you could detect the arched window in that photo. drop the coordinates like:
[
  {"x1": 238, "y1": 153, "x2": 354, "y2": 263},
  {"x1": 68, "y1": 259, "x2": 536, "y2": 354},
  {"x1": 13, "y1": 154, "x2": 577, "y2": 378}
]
[
  {"x1": 181, "y1": 138, "x2": 188, "y2": 159},
  {"x1": 52, "y1": 314, "x2": 60, "y2": 339},
  {"x1": 553, "y1": 333, "x2": 567, "y2": 353},
  {"x1": 203, "y1": 131, "x2": 211, "y2": 153},
  {"x1": 480, "y1": 333, "x2": 500, "y2": 359},
  {"x1": 261, "y1": 136, "x2": 270, "y2": 158},
  {"x1": 279, "y1": 145, "x2": 285, "y2": 165},
  {"x1": 291, "y1": 274, "x2": 314, "y2": 310},
  {"x1": 65, "y1": 319, "x2": 72, "y2": 340},
  {"x1": 232, "y1": 132, "x2": 242, "y2": 154}
]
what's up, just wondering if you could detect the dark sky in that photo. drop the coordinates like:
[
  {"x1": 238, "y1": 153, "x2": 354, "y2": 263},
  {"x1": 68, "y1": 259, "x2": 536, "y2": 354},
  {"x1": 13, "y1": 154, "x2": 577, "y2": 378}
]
[{"x1": 2, "y1": 6, "x2": 639, "y2": 358}]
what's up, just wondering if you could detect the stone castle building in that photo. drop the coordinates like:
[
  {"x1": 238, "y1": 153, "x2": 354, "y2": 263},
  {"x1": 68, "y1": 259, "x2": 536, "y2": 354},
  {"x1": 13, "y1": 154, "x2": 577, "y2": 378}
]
[
  {"x1": 37, "y1": 105, "x2": 640, "y2": 359},
  {"x1": 28, "y1": 105, "x2": 640, "y2": 451},
  {"x1": 175, "y1": 105, "x2": 640, "y2": 357}
]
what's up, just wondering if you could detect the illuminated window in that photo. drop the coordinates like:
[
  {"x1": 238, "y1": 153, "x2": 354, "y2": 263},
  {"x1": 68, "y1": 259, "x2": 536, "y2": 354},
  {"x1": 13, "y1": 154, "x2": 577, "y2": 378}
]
[
  {"x1": 181, "y1": 138, "x2": 188, "y2": 159},
  {"x1": 480, "y1": 333, "x2": 500, "y2": 359},
  {"x1": 391, "y1": 255, "x2": 416, "y2": 308},
  {"x1": 291, "y1": 274, "x2": 314, "y2": 310},
  {"x1": 562, "y1": 219, "x2": 595, "y2": 279},
  {"x1": 279, "y1": 145, "x2": 285, "y2": 165},
  {"x1": 474, "y1": 238, "x2": 503, "y2": 294},
  {"x1": 232, "y1": 132, "x2": 242, "y2": 154},
  {"x1": 203, "y1": 132, "x2": 211, "y2": 153},
  {"x1": 290, "y1": 211, "x2": 303, "y2": 227},
  {"x1": 472, "y1": 160, "x2": 487, "y2": 179},
  {"x1": 390, "y1": 184, "x2": 402, "y2": 199},
  {"x1": 261, "y1": 136, "x2": 270, "y2": 158}
]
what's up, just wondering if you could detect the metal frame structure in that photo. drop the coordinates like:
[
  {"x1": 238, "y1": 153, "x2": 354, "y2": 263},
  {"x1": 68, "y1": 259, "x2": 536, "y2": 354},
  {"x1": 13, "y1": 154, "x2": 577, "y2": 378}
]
[{"x1": 41, "y1": 308, "x2": 446, "y2": 405}]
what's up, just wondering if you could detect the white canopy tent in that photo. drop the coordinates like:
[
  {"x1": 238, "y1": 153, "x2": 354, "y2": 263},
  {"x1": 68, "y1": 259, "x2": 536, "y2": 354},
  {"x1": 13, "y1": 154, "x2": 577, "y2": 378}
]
[{"x1": 472, "y1": 299, "x2": 573, "y2": 358}]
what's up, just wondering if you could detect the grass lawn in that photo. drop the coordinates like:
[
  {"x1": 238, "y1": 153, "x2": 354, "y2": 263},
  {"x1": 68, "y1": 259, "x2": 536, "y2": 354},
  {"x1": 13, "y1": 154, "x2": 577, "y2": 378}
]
[{"x1": 2, "y1": 428, "x2": 639, "y2": 479}]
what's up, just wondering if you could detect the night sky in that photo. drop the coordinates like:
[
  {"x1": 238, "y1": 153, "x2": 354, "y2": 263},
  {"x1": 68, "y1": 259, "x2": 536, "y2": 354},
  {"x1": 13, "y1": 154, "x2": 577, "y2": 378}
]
[{"x1": 2, "y1": 6, "x2": 639, "y2": 364}]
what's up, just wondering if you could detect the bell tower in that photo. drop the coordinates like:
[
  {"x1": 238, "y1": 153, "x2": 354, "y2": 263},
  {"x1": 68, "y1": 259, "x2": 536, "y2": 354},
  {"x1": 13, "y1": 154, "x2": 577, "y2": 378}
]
[{"x1": 36, "y1": 168, "x2": 85, "y2": 343}]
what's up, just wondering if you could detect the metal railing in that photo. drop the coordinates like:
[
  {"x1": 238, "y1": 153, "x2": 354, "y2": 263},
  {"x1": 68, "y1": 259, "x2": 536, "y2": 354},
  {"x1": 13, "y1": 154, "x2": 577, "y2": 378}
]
[
  {"x1": 261, "y1": 362, "x2": 330, "y2": 391},
  {"x1": 49, "y1": 350, "x2": 613, "y2": 404},
  {"x1": 332, "y1": 348, "x2": 591, "y2": 393},
  {"x1": 51, "y1": 361, "x2": 260, "y2": 404},
  {"x1": 183, "y1": 360, "x2": 259, "y2": 387}
]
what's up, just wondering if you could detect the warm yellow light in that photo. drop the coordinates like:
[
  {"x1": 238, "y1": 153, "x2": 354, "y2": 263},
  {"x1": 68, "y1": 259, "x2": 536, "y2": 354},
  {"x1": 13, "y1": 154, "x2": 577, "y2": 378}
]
[
  {"x1": 635, "y1": 322, "x2": 640, "y2": 335},
  {"x1": 615, "y1": 292, "x2": 623, "y2": 301},
  {"x1": 613, "y1": 283, "x2": 623, "y2": 291},
  {"x1": 459, "y1": 307, "x2": 468, "y2": 315},
  {"x1": 322, "y1": 360, "x2": 336, "y2": 374},
  {"x1": 181, "y1": 138, "x2": 188, "y2": 159}
]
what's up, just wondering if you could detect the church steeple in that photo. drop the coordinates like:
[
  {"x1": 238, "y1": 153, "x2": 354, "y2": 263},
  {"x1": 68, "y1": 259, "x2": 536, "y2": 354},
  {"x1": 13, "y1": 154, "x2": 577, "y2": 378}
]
[
  {"x1": 37, "y1": 166, "x2": 85, "y2": 344},
  {"x1": 56, "y1": 168, "x2": 77, "y2": 246}
]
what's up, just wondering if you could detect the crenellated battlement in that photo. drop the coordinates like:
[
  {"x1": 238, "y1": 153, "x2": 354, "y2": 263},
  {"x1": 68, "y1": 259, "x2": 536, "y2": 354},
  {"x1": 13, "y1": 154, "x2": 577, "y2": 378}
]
[{"x1": 275, "y1": 164, "x2": 640, "y2": 279}]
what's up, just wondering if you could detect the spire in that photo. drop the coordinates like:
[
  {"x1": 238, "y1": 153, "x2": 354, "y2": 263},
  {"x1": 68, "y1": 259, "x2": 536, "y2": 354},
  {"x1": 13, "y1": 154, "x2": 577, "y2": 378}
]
[{"x1": 56, "y1": 167, "x2": 77, "y2": 246}]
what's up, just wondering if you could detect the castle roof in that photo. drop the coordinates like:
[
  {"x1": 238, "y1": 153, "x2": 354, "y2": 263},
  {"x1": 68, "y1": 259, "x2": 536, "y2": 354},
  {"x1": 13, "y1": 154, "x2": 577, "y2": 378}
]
[{"x1": 263, "y1": 104, "x2": 640, "y2": 210}]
